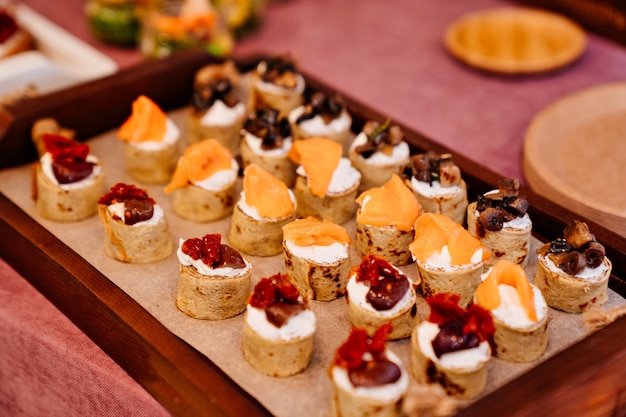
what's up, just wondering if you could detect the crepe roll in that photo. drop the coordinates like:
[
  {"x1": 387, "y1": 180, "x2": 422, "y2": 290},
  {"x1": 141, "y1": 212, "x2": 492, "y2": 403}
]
[{"x1": 176, "y1": 234, "x2": 251, "y2": 320}]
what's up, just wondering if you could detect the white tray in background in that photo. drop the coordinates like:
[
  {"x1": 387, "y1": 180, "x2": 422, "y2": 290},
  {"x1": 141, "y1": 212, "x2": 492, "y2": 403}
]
[{"x1": 0, "y1": 2, "x2": 117, "y2": 98}]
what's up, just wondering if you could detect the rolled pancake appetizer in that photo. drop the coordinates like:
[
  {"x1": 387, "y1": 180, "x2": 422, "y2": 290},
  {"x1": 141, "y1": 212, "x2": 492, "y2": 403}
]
[
  {"x1": 535, "y1": 220, "x2": 612, "y2": 313},
  {"x1": 330, "y1": 324, "x2": 409, "y2": 417},
  {"x1": 165, "y1": 139, "x2": 238, "y2": 222},
  {"x1": 347, "y1": 255, "x2": 418, "y2": 340},
  {"x1": 288, "y1": 137, "x2": 361, "y2": 225},
  {"x1": 118, "y1": 95, "x2": 180, "y2": 184},
  {"x1": 282, "y1": 217, "x2": 353, "y2": 301},
  {"x1": 243, "y1": 273, "x2": 316, "y2": 377},
  {"x1": 187, "y1": 60, "x2": 248, "y2": 153},
  {"x1": 409, "y1": 213, "x2": 491, "y2": 308},
  {"x1": 289, "y1": 91, "x2": 353, "y2": 154},
  {"x1": 34, "y1": 134, "x2": 105, "y2": 222},
  {"x1": 176, "y1": 233, "x2": 251, "y2": 320},
  {"x1": 405, "y1": 151, "x2": 468, "y2": 225},
  {"x1": 228, "y1": 163, "x2": 296, "y2": 256},
  {"x1": 240, "y1": 107, "x2": 297, "y2": 187},
  {"x1": 475, "y1": 260, "x2": 549, "y2": 362},
  {"x1": 411, "y1": 293, "x2": 494, "y2": 400},
  {"x1": 355, "y1": 174, "x2": 421, "y2": 266},
  {"x1": 251, "y1": 55, "x2": 305, "y2": 117},
  {"x1": 467, "y1": 178, "x2": 531, "y2": 266},
  {"x1": 98, "y1": 183, "x2": 173, "y2": 263},
  {"x1": 349, "y1": 120, "x2": 410, "y2": 192}
]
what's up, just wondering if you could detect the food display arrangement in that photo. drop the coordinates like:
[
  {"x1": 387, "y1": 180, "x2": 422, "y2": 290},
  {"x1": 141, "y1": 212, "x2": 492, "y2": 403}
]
[{"x1": 0, "y1": 51, "x2": 625, "y2": 417}]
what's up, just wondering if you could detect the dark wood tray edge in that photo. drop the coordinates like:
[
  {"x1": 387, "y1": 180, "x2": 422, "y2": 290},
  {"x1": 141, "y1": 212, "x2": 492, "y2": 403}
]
[
  {"x1": 0, "y1": 50, "x2": 625, "y2": 416},
  {"x1": 0, "y1": 193, "x2": 272, "y2": 417}
]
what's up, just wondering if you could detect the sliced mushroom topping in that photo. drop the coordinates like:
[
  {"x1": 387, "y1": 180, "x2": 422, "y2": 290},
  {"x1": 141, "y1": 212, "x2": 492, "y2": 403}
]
[
  {"x1": 479, "y1": 207, "x2": 504, "y2": 232},
  {"x1": 563, "y1": 220, "x2": 596, "y2": 249},
  {"x1": 404, "y1": 150, "x2": 462, "y2": 187},
  {"x1": 355, "y1": 119, "x2": 405, "y2": 159},
  {"x1": 295, "y1": 92, "x2": 346, "y2": 124},
  {"x1": 583, "y1": 241, "x2": 605, "y2": 268},
  {"x1": 550, "y1": 251, "x2": 587, "y2": 275},
  {"x1": 191, "y1": 77, "x2": 240, "y2": 111},
  {"x1": 543, "y1": 221, "x2": 606, "y2": 274},
  {"x1": 258, "y1": 56, "x2": 299, "y2": 88},
  {"x1": 243, "y1": 107, "x2": 292, "y2": 150},
  {"x1": 505, "y1": 197, "x2": 530, "y2": 217},
  {"x1": 439, "y1": 159, "x2": 462, "y2": 187},
  {"x1": 475, "y1": 178, "x2": 528, "y2": 231},
  {"x1": 498, "y1": 178, "x2": 520, "y2": 197}
]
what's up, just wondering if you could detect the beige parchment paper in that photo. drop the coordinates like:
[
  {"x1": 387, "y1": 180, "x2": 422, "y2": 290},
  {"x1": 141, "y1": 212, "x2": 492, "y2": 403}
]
[{"x1": 1, "y1": 108, "x2": 624, "y2": 417}]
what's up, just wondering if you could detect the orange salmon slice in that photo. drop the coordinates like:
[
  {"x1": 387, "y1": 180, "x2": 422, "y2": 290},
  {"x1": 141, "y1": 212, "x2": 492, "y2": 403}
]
[
  {"x1": 356, "y1": 174, "x2": 421, "y2": 232},
  {"x1": 165, "y1": 139, "x2": 233, "y2": 193},
  {"x1": 244, "y1": 163, "x2": 294, "y2": 218},
  {"x1": 118, "y1": 95, "x2": 167, "y2": 143},
  {"x1": 288, "y1": 137, "x2": 342, "y2": 198},
  {"x1": 283, "y1": 216, "x2": 352, "y2": 246},
  {"x1": 475, "y1": 260, "x2": 537, "y2": 322},
  {"x1": 410, "y1": 213, "x2": 489, "y2": 265}
]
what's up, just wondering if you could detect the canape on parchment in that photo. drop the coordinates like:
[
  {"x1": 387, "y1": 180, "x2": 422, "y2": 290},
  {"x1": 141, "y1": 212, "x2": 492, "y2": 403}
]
[
  {"x1": 243, "y1": 273, "x2": 316, "y2": 377},
  {"x1": 240, "y1": 107, "x2": 297, "y2": 187},
  {"x1": 346, "y1": 255, "x2": 419, "y2": 341},
  {"x1": 474, "y1": 260, "x2": 549, "y2": 362},
  {"x1": 228, "y1": 163, "x2": 296, "y2": 256},
  {"x1": 330, "y1": 324, "x2": 409, "y2": 417},
  {"x1": 534, "y1": 220, "x2": 612, "y2": 313},
  {"x1": 165, "y1": 139, "x2": 238, "y2": 222},
  {"x1": 288, "y1": 137, "x2": 361, "y2": 225},
  {"x1": 250, "y1": 55, "x2": 305, "y2": 117},
  {"x1": 411, "y1": 293, "x2": 494, "y2": 400},
  {"x1": 288, "y1": 91, "x2": 353, "y2": 154},
  {"x1": 33, "y1": 134, "x2": 105, "y2": 222},
  {"x1": 282, "y1": 217, "x2": 353, "y2": 301},
  {"x1": 187, "y1": 61, "x2": 248, "y2": 154},
  {"x1": 176, "y1": 233, "x2": 251, "y2": 320},
  {"x1": 409, "y1": 213, "x2": 491, "y2": 308},
  {"x1": 355, "y1": 174, "x2": 422, "y2": 266},
  {"x1": 404, "y1": 151, "x2": 468, "y2": 225},
  {"x1": 467, "y1": 178, "x2": 532, "y2": 266},
  {"x1": 117, "y1": 95, "x2": 181, "y2": 184},
  {"x1": 98, "y1": 183, "x2": 173, "y2": 264},
  {"x1": 349, "y1": 120, "x2": 410, "y2": 192}
]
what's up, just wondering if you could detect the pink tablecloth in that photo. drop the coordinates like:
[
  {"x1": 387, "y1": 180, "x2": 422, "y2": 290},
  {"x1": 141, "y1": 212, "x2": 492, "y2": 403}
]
[{"x1": 4, "y1": 0, "x2": 626, "y2": 415}]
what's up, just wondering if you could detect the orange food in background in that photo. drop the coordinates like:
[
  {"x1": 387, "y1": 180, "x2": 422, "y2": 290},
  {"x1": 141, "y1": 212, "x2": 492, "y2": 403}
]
[
  {"x1": 118, "y1": 95, "x2": 167, "y2": 143},
  {"x1": 356, "y1": 174, "x2": 421, "y2": 232},
  {"x1": 475, "y1": 260, "x2": 537, "y2": 321},
  {"x1": 410, "y1": 213, "x2": 490, "y2": 265},
  {"x1": 165, "y1": 139, "x2": 233, "y2": 193},
  {"x1": 288, "y1": 137, "x2": 342, "y2": 198},
  {"x1": 283, "y1": 217, "x2": 352, "y2": 247},
  {"x1": 243, "y1": 163, "x2": 294, "y2": 218}
]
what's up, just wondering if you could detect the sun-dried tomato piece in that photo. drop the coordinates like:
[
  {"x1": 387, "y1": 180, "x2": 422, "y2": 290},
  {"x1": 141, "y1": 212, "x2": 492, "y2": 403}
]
[
  {"x1": 249, "y1": 273, "x2": 300, "y2": 309},
  {"x1": 98, "y1": 183, "x2": 156, "y2": 206},
  {"x1": 333, "y1": 324, "x2": 392, "y2": 371},
  {"x1": 43, "y1": 134, "x2": 89, "y2": 161},
  {"x1": 426, "y1": 293, "x2": 495, "y2": 344},
  {"x1": 355, "y1": 255, "x2": 404, "y2": 288},
  {"x1": 182, "y1": 234, "x2": 246, "y2": 269},
  {"x1": 43, "y1": 134, "x2": 95, "y2": 184}
]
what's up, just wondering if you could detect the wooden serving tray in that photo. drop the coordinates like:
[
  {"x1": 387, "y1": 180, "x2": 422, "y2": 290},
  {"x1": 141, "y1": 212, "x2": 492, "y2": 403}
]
[{"x1": 0, "y1": 50, "x2": 625, "y2": 417}]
